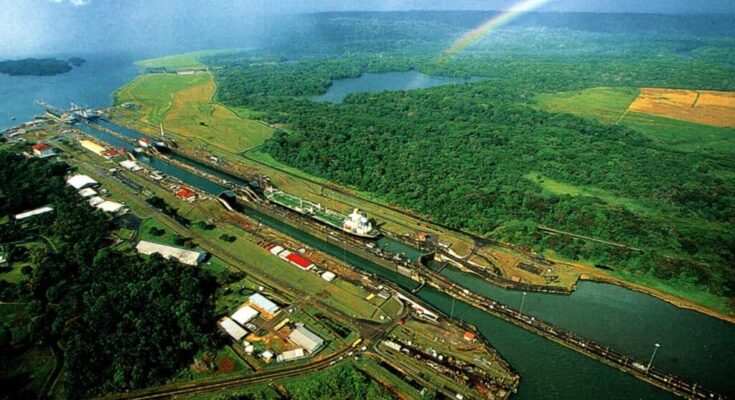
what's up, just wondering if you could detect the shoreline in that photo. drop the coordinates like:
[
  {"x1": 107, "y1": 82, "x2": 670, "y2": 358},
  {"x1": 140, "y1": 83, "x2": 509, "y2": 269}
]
[{"x1": 568, "y1": 262, "x2": 735, "y2": 325}]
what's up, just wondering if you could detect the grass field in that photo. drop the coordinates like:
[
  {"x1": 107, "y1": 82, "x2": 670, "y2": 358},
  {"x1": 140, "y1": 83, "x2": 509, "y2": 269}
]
[
  {"x1": 134, "y1": 49, "x2": 241, "y2": 70},
  {"x1": 114, "y1": 72, "x2": 273, "y2": 153},
  {"x1": 532, "y1": 87, "x2": 639, "y2": 124},
  {"x1": 629, "y1": 88, "x2": 735, "y2": 128},
  {"x1": 533, "y1": 86, "x2": 735, "y2": 156},
  {"x1": 525, "y1": 172, "x2": 655, "y2": 216},
  {"x1": 620, "y1": 112, "x2": 735, "y2": 156}
]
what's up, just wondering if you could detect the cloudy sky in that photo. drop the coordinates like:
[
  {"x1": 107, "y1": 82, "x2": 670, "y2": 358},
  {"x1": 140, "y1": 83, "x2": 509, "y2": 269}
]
[{"x1": 1, "y1": 0, "x2": 733, "y2": 57}]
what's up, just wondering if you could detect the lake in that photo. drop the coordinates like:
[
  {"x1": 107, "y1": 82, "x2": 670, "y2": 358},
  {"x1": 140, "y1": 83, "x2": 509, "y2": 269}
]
[
  {"x1": 0, "y1": 53, "x2": 139, "y2": 131},
  {"x1": 310, "y1": 70, "x2": 481, "y2": 103}
]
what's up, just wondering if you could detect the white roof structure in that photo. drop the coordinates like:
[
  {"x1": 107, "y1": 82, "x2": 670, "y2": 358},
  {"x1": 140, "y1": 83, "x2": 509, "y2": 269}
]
[
  {"x1": 321, "y1": 271, "x2": 336, "y2": 282},
  {"x1": 135, "y1": 240, "x2": 207, "y2": 266},
  {"x1": 261, "y1": 350, "x2": 274, "y2": 360},
  {"x1": 119, "y1": 160, "x2": 142, "y2": 171},
  {"x1": 219, "y1": 317, "x2": 248, "y2": 341},
  {"x1": 249, "y1": 293, "x2": 280, "y2": 314},
  {"x1": 269, "y1": 245, "x2": 284, "y2": 256},
  {"x1": 66, "y1": 174, "x2": 98, "y2": 190},
  {"x1": 78, "y1": 188, "x2": 98, "y2": 198},
  {"x1": 277, "y1": 348, "x2": 305, "y2": 362},
  {"x1": 15, "y1": 206, "x2": 53, "y2": 220},
  {"x1": 289, "y1": 325, "x2": 324, "y2": 353},
  {"x1": 231, "y1": 305, "x2": 260, "y2": 326},
  {"x1": 96, "y1": 201, "x2": 125, "y2": 214},
  {"x1": 88, "y1": 196, "x2": 105, "y2": 206}
]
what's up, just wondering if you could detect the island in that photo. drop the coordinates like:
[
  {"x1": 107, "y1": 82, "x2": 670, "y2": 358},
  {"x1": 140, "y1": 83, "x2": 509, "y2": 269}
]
[{"x1": 0, "y1": 57, "x2": 85, "y2": 76}]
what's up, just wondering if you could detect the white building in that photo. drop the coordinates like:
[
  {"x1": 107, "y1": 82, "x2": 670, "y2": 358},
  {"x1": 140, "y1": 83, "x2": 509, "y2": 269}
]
[
  {"x1": 78, "y1": 188, "x2": 98, "y2": 198},
  {"x1": 277, "y1": 348, "x2": 306, "y2": 362},
  {"x1": 231, "y1": 305, "x2": 260, "y2": 326},
  {"x1": 219, "y1": 317, "x2": 248, "y2": 341},
  {"x1": 119, "y1": 160, "x2": 142, "y2": 171},
  {"x1": 289, "y1": 325, "x2": 324, "y2": 353},
  {"x1": 15, "y1": 206, "x2": 53, "y2": 221},
  {"x1": 96, "y1": 201, "x2": 126, "y2": 214},
  {"x1": 66, "y1": 174, "x2": 99, "y2": 190},
  {"x1": 248, "y1": 293, "x2": 280, "y2": 315},
  {"x1": 88, "y1": 196, "x2": 105, "y2": 207},
  {"x1": 321, "y1": 271, "x2": 337, "y2": 282},
  {"x1": 135, "y1": 240, "x2": 207, "y2": 266}
]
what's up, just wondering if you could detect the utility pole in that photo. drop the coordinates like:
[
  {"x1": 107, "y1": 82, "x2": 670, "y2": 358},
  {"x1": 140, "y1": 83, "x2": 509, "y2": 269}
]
[
  {"x1": 647, "y1": 343, "x2": 661, "y2": 371},
  {"x1": 520, "y1": 292, "x2": 527, "y2": 313}
]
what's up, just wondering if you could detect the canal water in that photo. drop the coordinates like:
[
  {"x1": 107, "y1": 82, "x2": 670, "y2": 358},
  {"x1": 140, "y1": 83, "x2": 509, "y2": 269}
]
[{"x1": 309, "y1": 70, "x2": 481, "y2": 103}]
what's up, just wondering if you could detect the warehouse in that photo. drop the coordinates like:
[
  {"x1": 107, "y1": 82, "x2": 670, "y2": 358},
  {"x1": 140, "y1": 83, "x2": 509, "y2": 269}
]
[
  {"x1": 15, "y1": 206, "x2": 53, "y2": 220},
  {"x1": 66, "y1": 174, "x2": 99, "y2": 190},
  {"x1": 219, "y1": 317, "x2": 248, "y2": 341},
  {"x1": 79, "y1": 139, "x2": 107, "y2": 157},
  {"x1": 288, "y1": 324, "x2": 324, "y2": 353},
  {"x1": 135, "y1": 240, "x2": 207, "y2": 266},
  {"x1": 248, "y1": 293, "x2": 280, "y2": 317},
  {"x1": 231, "y1": 305, "x2": 260, "y2": 326},
  {"x1": 96, "y1": 200, "x2": 126, "y2": 214},
  {"x1": 277, "y1": 348, "x2": 306, "y2": 362},
  {"x1": 78, "y1": 188, "x2": 98, "y2": 198}
]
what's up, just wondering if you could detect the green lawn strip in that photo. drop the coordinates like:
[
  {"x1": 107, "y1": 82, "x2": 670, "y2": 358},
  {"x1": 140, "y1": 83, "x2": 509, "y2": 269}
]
[
  {"x1": 114, "y1": 73, "x2": 211, "y2": 123},
  {"x1": 355, "y1": 358, "x2": 423, "y2": 400},
  {"x1": 193, "y1": 223, "x2": 383, "y2": 321},
  {"x1": 531, "y1": 87, "x2": 639, "y2": 124}
]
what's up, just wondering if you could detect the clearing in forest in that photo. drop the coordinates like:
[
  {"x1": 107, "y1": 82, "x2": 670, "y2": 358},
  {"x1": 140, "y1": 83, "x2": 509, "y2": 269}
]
[
  {"x1": 114, "y1": 72, "x2": 273, "y2": 152},
  {"x1": 628, "y1": 88, "x2": 735, "y2": 128}
]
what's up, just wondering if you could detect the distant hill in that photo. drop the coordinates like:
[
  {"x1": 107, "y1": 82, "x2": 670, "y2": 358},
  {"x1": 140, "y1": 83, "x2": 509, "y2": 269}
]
[{"x1": 0, "y1": 57, "x2": 85, "y2": 76}]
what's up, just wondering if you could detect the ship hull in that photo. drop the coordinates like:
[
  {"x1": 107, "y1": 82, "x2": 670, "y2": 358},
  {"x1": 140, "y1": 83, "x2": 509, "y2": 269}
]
[{"x1": 264, "y1": 190, "x2": 380, "y2": 239}]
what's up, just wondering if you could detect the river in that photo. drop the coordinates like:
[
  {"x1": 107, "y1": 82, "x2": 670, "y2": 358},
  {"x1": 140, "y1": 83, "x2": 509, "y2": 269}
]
[{"x1": 8, "y1": 60, "x2": 734, "y2": 398}]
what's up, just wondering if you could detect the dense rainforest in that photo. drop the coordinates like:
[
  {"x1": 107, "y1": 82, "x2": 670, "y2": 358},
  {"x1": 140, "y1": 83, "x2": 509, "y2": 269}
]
[
  {"x1": 0, "y1": 150, "x2": 217, "y2": 397},
  {"x1": 210, "y1": 12, "x2": 735, "y2": 304}
]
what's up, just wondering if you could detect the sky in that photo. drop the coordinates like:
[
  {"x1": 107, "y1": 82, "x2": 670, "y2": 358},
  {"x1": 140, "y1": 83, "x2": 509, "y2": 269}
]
[{"x1": 1, "y1": 0, "x2": 734, "y2": 57}]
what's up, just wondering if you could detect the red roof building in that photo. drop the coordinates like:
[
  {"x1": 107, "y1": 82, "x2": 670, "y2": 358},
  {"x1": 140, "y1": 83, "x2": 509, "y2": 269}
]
[
  {"x1": 286, "y1": 253, "x2": 315, "y2": 271},
  {"x1": 32, "y1": 143, "x2": 55, "y2": 158},
  {"x1": 175, "y1": 187, "x2": 196, "y2": 201},
  {"x1": 463, "y1": 332, "x2": 476, "y2": 342}
]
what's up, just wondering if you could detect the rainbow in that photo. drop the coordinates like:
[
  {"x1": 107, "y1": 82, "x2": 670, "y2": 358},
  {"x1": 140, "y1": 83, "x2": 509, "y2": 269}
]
[{"x1": 439, "y1": 0, "x2": 553, "y2": 62}]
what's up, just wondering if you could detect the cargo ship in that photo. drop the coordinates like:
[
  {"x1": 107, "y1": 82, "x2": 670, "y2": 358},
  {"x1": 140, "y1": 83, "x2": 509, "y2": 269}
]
[{"x1": 263, "y1": 187, "x2": 380, "y2": 239}]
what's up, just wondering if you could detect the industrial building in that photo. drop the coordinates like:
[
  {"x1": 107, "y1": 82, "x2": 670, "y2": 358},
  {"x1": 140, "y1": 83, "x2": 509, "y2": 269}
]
[
  {"x1": 247, "y1": 293, "x2": 280, "y2": 320},
  {"x1": 231, "y1": 305, "x2": 260, "y2": 326},
  {"x1": 66, "y1": 174, "x2": 99, "y2": 190},
  {"x1": 277, "y1": 348, "x2": 306, "y2": 362},
  {"x1": 32, "y1": 143, "x2": 55, "y2": 158},
  {"x1": 95, "y1": 200, "x2": 126, "y2": 214},
  {"x1": 219, "y1": 317, "x2": 248, "y2": 341},
  {"x1": 79, "y1": 139, "x2": 107, "y2": 157},
  {"x1": 14, "y1": 206, "x2": 53, "y2": 221},
  {"x1": 321, "y1": 271, "x2": 337, "y2": 282},
  {"x1": 78, "y1": 188, "x2": 97, "y2": 198},
  {"x1": 135, "y1": 240, "x2": 207, "y2": 266},
  {"x1": 119, "y1": 160, "x2": 142, "y2": 171},
  {"x1": 288, "y1": 324, "x2": 324, "y2": 353}
]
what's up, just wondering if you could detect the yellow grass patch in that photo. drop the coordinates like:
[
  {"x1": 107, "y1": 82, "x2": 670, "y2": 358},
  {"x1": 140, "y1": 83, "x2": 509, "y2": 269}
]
[{"x1": 628, "y1": 88, "x2": 735, "y2": 128}]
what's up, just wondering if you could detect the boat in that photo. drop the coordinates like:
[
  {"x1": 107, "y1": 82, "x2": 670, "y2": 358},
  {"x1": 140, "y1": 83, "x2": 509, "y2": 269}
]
[
  {"x1": 10, "y1": 116, "x2": 16, "y2": 121},
  {"x1": 263, "y1": 187, "x2": 380, "y2": 239}
]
